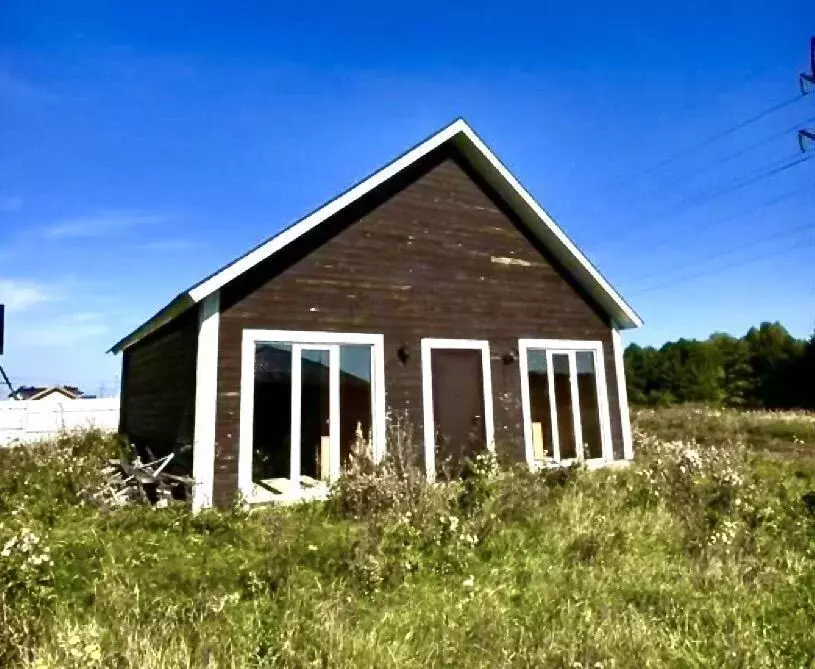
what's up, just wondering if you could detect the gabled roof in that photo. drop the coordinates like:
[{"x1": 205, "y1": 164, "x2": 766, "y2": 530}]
[
  {"x1": 110, "y1": 119, "x2": 641, "y2": 353},
  {"x1": 17, "y1": 385, "x2": 82, "y2": 400}
]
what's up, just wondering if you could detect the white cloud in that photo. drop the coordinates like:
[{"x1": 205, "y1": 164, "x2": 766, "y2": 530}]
[
  {"x1": 0, "y1": 279, "x2": 58, "y2": 312},
  {"x1": 43, "y1": 211, "x2": 173, "y2": 240}
]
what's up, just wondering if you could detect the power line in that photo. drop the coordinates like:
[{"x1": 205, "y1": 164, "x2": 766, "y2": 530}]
[
  {"x1": 664, "y1": 152, "x2": 812, "y2": 215},
  {"x1": 628, "y1": 241, "x2": 809, "y2": 295},
  {"x1": 676, "y1": 65, "x2": 780, "y2": 117},
  {"x1": 623, "y1": 37, "x2": 815, "y2": 302},
  {"x1": 595, "y1": 183, "x2": 814, "y2": 261},
  {"x1": 594, "y1": 153, "x2": 814, "y2": 250},
  {"x1": 637, "y1": 114, "x2": 815, "y2": 200},
  {"x1": 610, "y1": 92, "x2": 808, "y2": 187},
  {"x1": 622, "y1": 222, "x2": 814, "y2": 286}
]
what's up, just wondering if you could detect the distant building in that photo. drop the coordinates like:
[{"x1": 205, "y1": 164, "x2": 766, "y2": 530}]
[{"x1": 15, "y1": 385, "x2": 84, "y2": 401}]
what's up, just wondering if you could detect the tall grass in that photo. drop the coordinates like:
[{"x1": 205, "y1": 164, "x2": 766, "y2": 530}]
[
  {"x1": 1, "y1": 411, "x2": 814, "y2": 667},
  {"x1": 633, "y1": 404, "x2": 815, "y2": 460}
]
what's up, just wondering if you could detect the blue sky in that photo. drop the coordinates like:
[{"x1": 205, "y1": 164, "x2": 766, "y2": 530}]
[{"x1": 0, "y1": 1, "x2": 813, "y2": 394}]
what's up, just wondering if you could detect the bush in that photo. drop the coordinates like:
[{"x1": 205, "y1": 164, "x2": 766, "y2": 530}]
[
  {"x1": 0, "y1": 429, "x2": 122, "y2": 521},
  {"x1": 331, "y1": 444, "x2": 495, "y2": 590},
  {"x1": 0, "y1": 430, "x2": 122, "y2": 663},
  {"x1": 328, "y1": 411, "x2": 425, "y2": 519}
]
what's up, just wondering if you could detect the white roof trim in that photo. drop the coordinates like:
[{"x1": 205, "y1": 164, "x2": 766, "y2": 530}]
[{"x1": 110, "y1": 119, "x2": 640, "y2": 353}]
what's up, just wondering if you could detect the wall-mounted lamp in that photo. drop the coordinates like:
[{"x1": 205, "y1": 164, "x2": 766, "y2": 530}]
[
  {"x1": 502, "y1": 349, "x2": 518, "y2": 365},
  {"x1": 397, "y1": 344, "x2": 411, "y2": 364}
]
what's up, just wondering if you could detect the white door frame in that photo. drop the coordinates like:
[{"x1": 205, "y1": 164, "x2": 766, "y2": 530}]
[
  {"x1": 518, "y1": 339, "x2": 613, "y2": 467},
  {"x1": 239, "y1": 329, "x2": 386, "y2": 503},
  {"x1": 420, "y1": 338, "x2": 495, "y2": 481},
  {"x1": 289, "y1": 344, "x2": 340, "y2": 497}
]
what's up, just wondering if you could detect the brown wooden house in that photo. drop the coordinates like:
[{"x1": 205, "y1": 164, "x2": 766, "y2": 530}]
[{"x1": 111, "y1": 119, "x2": 642, "y2": 509}]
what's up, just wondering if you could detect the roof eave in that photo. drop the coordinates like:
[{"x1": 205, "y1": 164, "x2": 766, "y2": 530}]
[{"x1": 108, "y1": 293, "x2": 196, "y2": 354}]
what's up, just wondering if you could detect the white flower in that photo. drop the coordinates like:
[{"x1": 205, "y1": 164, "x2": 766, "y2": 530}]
[
  {"x1": 2, "y1": 536, "x2": 17, "y2": 557},
  {"x1": 307, "y1": 544, "x2": 318, "y2": 552},
  {"x1": 462, "y1": 575, "x2": 475, "y2": 588}
]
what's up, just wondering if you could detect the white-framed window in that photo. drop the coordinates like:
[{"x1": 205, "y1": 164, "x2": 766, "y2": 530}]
[
  {"x1": 518, "y1": 339, "x2": 613, "y2": 467},
  {"x1": 420, "y1": 338, "x2": 495, "y2": 481},
  {"x1": 238, "y1": 330, "x2": 386, "y2": 503}
]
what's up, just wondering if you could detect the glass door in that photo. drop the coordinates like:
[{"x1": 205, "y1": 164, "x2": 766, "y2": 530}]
[
  {"x1": 290, "y1": 344, "x2": 339, "y2": 496},
  {"x1": 242, "y1": 331, "x2": 383, "y2": 504},
  {"x1": 521, "y1": 342, "x2": 609, "y2": 465}
]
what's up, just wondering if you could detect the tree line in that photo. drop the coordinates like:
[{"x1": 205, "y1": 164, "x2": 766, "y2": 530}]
[{"x1": 624, "y1": 322, "x2": 815, "y2": 409}]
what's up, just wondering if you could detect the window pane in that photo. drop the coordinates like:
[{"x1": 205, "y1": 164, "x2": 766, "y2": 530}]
[
  {"x1": 527, "y1": 350, "x2": 553, "y2": 460},
  {"x1": 339, "y1": 344, "x2": 372, "y2": 467},
  {"x1": 300, "y1": 349, "x2": 330, "y2": 481},
  {"x1": 253, "y1": 343, "x2": 292, "y2": 485},
  {"x1": 576, "y1": 351, "x2": 603, "y2": 459},
  {"x1": 551, "y1": 353, "x2": 576, "y2": 459}
]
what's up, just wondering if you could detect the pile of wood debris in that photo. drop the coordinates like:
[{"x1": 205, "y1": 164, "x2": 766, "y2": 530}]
[{"x1": 85, "y1": 454, "x2": 193, "y2": 508}]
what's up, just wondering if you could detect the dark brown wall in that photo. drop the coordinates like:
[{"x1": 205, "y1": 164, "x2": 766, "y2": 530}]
[
  {"x1": 214, "y1": 146, "x2": 625, "y2": 505},
  {"x1": 120, "y1": 308, "x2": 198, "y2": 471}
]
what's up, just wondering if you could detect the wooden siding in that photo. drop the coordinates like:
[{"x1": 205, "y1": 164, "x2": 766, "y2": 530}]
[
  {"x1": 119, "y1": 307, "x2": 198, "y2": 471},
  {"x1": 213, "y1": 145, "x2": 624, "y2": 506}
]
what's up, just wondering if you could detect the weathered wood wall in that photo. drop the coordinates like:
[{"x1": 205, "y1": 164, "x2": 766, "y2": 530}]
[
  {"x1": 211, "y1": 145, "x2": 624, "y2": 505},
  {"x1": 119, "y1": 308, "x2": 198, "y2": 469}
]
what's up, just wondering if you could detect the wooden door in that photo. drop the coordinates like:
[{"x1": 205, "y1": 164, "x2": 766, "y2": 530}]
[{"x1": 430, "y1": 348, "x2": 486, "y2": 477}]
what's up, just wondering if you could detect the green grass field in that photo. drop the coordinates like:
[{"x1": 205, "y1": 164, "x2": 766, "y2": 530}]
[{"x1": 1, "y1": 407, "x2": 814, "y2": 667}]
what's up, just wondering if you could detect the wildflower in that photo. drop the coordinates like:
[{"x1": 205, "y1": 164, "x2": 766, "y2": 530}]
[
  {"x1": 307, "y1": 544, "x2": 318, "y2": 552},
  {"x1": 2, "y1": 535, "x2": 17, "y2": 557},
  {"x1": 462, "y1": 575, "x2": 475, "y2": 588}
]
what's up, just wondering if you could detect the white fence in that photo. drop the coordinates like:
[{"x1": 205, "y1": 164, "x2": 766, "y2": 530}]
[{"x1": 0, "y1": 398, "x2": 120, "y2": 446}]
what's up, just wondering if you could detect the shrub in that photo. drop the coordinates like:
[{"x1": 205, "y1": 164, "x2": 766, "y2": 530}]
[
  {"x1": 0, "y1": 429, "x2": 123, "y2": 522},
  {"x1": 0, "y1": 430, "x2": 122, "y2": 664},
  {"x1": 485, "y1": 461, "x2": 584, "y2": 525},
  {"x1": 0, "y1": 524, "x2": 55, "y2": 663},
  {"x1": 631, "y1": 428, "x2": 796, "y2": 560},
  {"x1": 328, "y1": 410, "x2": 426, "y2": 519},
  {"x1": 331, "y1": 420, "x2": 505, "y2": 589}
]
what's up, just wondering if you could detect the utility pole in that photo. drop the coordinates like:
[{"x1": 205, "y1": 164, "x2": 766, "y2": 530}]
[
  {"x1": 798, "y1": 36, "x2": 815, "y2": 152},
  {"x1": 0, "y1": 304, "x2": 16, "y2": 398}
]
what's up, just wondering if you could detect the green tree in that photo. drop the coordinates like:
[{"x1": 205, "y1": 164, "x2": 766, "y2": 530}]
[
  {"x1": 744, "y1": 322, "x2": 805, "y2": 408},
  {"x1": 624, "y1": 321, "x2": 810, "y2": 409},
  {"x1": 796, "y1": 331, "x2": 815, "y2": 409},
  {"x1": 658, "y1": 339, "x2": 723, "y2": 404},
  {"x1": 708, "y1": 333, "x2": 753, "y2": 406}
]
